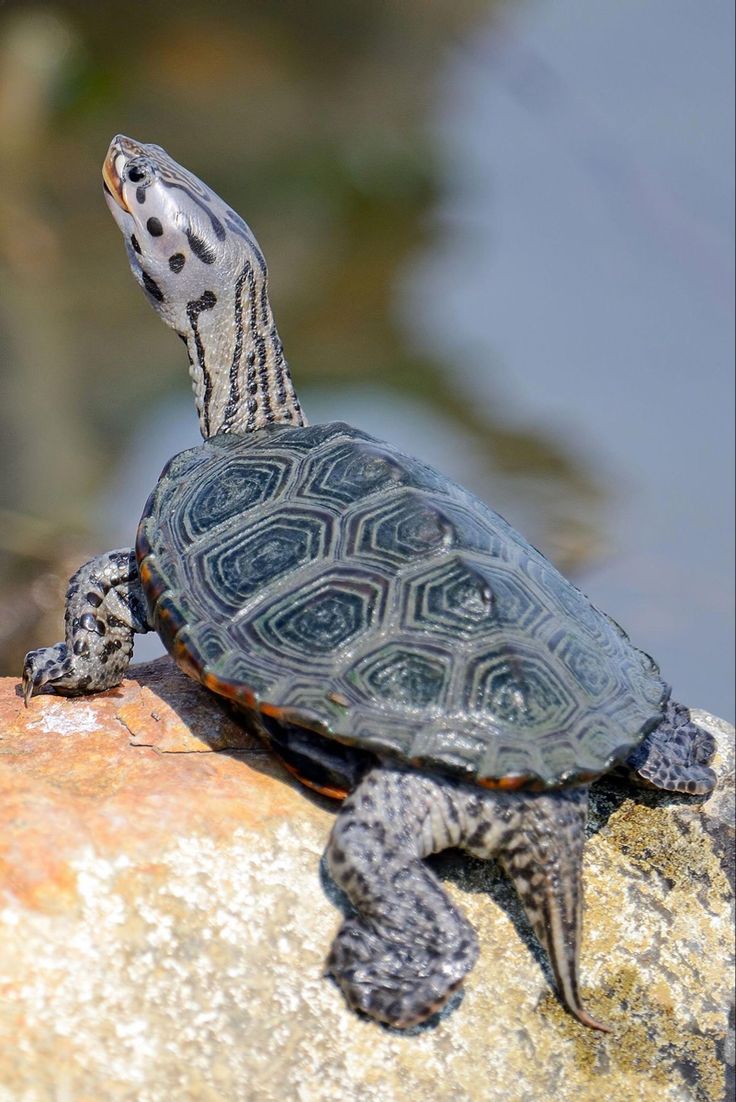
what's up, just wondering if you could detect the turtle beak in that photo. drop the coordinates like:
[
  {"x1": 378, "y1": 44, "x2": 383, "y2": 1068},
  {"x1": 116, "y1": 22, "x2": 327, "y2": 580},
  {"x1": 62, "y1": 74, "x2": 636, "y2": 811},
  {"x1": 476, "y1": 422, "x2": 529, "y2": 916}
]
[
  {"x1": 102, "y1": 149, "x2": 130, "y2": 213},
  {"x1": 102, "y1": 135, "x2": 136, "y2": 213}
]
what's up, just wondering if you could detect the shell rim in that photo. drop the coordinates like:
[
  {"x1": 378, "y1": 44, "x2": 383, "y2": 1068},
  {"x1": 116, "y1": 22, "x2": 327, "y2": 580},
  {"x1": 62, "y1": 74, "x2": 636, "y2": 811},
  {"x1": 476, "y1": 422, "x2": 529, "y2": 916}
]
[{"x1": 135, "y1": 534, "x2": 668, "y2": 792}]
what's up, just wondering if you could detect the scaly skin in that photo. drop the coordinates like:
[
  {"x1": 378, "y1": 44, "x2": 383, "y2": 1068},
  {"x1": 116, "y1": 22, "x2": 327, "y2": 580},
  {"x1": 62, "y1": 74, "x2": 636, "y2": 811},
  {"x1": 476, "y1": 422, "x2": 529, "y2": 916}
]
[
  {"x1": 21, "y1": 135, "x2": 718, "y2": 1032},
  {"x1": 22, "y1": 549, "x2": 149, "y2": 704},
  {"x1": 327, "y1": 767, "x2": 603, "y2": 1030},
  {"x1": 325, "y1": 710, "x2": 715, "y2": 1030},
  {"x1": 621, "y1": 699, "x2": 717, "y2": 794}
]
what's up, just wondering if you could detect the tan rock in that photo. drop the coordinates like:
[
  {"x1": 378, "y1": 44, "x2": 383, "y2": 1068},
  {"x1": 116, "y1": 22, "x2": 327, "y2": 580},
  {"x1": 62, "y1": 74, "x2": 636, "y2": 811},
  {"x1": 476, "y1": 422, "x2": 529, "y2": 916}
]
[{"x1": 0, "y1": 658, "x2": 732, "y2": 1102}]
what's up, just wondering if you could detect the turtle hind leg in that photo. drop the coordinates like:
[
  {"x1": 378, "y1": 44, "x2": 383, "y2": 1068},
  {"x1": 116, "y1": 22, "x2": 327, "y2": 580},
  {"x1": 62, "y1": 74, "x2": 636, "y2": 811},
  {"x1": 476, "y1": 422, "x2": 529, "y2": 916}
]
[
  {"x1": 326, "y1": 766, "x2": 479, "y2": 1028},
  {"x1": 465, "y1": 786, "x2": 609, "y2": 1032},
  {"x1": 623, "y1": 700, "x2": 717, "y2": 794},
  {"x1": 22, "y1": 548, "x2": 151, "y2": 705},
  {"x1": 325, "y1": 767, "x2": 606, "y2": 1031}
]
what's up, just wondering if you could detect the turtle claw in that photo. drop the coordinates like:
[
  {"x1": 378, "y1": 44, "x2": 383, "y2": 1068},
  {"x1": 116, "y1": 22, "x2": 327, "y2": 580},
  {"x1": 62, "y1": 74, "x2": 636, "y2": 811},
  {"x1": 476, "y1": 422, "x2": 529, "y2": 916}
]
[
  {"x1": 571, "y1": 1005, "x2": 612, "y2": 1033},
  {"x1": 21, "y1": 643, "x2": 73, "y2": 706},
  {"x1": 22, "y1": 670, "x2": 34, "y2": 708}
]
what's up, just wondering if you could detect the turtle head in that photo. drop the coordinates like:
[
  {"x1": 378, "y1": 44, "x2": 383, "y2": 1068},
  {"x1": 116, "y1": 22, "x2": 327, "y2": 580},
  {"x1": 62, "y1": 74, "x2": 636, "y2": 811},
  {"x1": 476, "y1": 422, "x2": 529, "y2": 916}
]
[
  {"x1": 102, "y1": 133, "x2": 265, "y2": 334},
  {"x1": 102, "y1": 134, "x2": 304, "y2": 436}
]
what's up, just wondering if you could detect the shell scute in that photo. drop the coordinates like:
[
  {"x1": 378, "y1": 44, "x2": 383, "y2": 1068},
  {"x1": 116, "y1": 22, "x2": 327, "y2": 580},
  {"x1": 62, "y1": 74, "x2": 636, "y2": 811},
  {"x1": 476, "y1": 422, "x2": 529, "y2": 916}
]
[
  {"x1": 196, "y1": 507, "x2": 335, "y2": 615},
  {"x1": 347, "y1": 640, "x2": 454, "y2": 713},
  {"x1": 136, "y1": 423, "x2": 669, "y2": 787},
  {"x1": 180, "y1": 454, "x2": 293, "y2": 543},
  {"x1": 242, "y1": 567, "x2": 391, "y2": 664}
]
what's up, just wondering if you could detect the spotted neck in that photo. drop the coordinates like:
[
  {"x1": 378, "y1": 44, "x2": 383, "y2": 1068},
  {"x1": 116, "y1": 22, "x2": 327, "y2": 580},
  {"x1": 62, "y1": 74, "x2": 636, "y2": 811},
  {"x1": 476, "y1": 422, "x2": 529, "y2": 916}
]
[
  {"x1": 183, "y1": 255, "x2": 305, "y2": 438},
  {"x1": 101, "y1": 133, "x2": 306, "y2": 438}
]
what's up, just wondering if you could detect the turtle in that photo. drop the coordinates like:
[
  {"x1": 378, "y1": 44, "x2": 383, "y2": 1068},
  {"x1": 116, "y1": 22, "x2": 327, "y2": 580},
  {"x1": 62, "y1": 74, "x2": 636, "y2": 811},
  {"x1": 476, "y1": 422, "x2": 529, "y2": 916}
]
[{"x1": 22, "y1": 134, "x2": 717, "y2": 1034}]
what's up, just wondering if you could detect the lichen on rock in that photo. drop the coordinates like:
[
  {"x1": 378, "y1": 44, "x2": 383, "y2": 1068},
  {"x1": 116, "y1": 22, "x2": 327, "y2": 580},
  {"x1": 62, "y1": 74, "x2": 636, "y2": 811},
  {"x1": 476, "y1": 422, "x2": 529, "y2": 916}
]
[{"x1": 0, "y1": 658, "x2": 732, "y2": 1101}]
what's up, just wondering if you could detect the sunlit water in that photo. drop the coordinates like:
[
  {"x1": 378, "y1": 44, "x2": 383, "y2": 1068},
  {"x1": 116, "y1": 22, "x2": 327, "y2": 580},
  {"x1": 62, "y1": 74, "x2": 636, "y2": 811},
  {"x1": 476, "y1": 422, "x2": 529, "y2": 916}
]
[{"x1": 105, "y1": 0, "x2": 734, "y2": 720}]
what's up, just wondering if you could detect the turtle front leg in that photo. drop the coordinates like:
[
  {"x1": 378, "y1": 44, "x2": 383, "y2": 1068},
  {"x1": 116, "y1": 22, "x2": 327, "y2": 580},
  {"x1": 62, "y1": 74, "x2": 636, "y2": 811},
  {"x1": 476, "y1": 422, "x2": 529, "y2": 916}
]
[{"x1": 22, "y1": 548, "x2": 151, "y2": 705}]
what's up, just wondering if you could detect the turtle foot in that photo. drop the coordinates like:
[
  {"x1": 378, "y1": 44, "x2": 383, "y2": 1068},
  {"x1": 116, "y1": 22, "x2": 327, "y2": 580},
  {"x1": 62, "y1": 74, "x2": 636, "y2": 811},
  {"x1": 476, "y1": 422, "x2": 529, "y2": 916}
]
[
  {"x1": 327, "y1": 914, "x2": 475, "y2": 1028},
  {"x1": 22, "y1": 643, "x2": 80, "y2": 706},
  {"x1": 22, "y1": 548, "x2": 150, "y2": 707},
  {"x1": 624, "y1": 701, "x2": 717, "y2": 794}
]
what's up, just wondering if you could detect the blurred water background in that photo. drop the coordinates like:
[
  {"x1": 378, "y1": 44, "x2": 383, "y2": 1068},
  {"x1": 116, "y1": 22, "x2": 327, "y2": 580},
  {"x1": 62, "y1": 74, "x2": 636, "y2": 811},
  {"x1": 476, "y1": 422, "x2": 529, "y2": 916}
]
[{"x1": 0, "y1": 0, "x2": 733, "y2": 719}]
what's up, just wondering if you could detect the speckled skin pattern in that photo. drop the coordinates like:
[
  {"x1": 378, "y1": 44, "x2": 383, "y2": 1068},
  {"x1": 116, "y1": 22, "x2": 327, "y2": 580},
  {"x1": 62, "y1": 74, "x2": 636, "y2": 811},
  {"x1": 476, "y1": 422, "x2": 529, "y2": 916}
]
[
  {"x1": 22, "y1": 136, "x2": 717, "y2": 1032},
  {"x1": 22, "y1": 549, "x2": 150, "y2": 705},
  {"x1": 327, "y1": 767, "x2": 589, "y2": 1028}
]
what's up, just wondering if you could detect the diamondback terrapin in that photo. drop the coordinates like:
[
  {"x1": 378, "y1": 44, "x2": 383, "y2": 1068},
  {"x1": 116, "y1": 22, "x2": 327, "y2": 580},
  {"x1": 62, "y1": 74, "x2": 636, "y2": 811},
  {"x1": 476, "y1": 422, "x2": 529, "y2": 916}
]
[{"x1": 23, "y1": 135, "x2": 716, "y2": 1033}]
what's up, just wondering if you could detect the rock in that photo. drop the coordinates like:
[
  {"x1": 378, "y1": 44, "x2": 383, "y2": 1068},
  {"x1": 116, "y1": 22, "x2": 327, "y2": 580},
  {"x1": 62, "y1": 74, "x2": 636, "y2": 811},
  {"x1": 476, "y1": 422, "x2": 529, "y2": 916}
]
[{"x1": 0, "y1": 658, "x2": 732, "y2": 1101}]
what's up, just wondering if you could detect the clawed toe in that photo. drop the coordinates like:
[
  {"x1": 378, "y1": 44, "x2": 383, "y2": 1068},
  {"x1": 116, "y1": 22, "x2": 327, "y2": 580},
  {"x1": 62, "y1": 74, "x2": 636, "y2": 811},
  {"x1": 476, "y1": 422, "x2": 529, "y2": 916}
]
[{"x1": 21, "y1": 644, "x2": 72, "y2": 706}]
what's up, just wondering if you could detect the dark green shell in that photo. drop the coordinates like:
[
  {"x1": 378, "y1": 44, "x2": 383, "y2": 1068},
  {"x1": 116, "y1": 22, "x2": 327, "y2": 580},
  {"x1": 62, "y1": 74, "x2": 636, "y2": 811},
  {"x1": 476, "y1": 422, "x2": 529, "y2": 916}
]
[{"x1": 136, "y1": 422, "x2": 668, "y2": 787}]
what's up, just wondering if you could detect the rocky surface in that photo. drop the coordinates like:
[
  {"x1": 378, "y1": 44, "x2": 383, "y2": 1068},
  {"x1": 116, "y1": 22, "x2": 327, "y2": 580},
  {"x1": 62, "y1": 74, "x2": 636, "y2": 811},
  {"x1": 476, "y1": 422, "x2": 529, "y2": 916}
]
[{"x1": 0, "y1": 657, "x2": 733, "y2": 1102}]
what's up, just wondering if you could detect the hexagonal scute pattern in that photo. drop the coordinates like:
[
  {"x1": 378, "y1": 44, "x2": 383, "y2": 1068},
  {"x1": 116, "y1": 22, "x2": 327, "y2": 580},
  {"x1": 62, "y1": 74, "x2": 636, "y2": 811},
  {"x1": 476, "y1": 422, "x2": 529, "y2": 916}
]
[
  {"x1": 401, "y1": 555, "x2": 552, "y2": 642},
  {"x1": 465, "y1": 646, "x2": 578, "y2": 729},
  {"x1": 243, "y1": 568, "x2": 389, "y2": 664},
  {"x1": 137, "y1": 422, "x2": 669, "y2": 786},
  {"x1": 176, "y1": 456, "x2": 293, "y2": 544},
  {"x1": 347, "y1": 640, "x2": 454, "y2": 711},
  {"x1": 197, "y1": 508, "x2": 333, "y2": 615}
]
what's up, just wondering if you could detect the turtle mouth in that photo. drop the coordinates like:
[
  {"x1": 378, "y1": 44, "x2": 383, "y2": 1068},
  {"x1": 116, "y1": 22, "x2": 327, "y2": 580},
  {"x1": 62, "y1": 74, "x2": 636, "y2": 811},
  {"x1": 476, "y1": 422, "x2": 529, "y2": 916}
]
[
  {"x1": 102, "y1": 145, "x2": 130, "y2": 213},
  {"x1": 103, "y1": 134, "x2": 148, "y2": 214}
]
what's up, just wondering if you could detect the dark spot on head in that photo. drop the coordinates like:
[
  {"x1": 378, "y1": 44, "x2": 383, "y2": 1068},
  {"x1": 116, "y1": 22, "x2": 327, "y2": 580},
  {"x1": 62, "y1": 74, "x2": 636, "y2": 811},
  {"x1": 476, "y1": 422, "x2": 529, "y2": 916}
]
[
  {"x1": 200, "y1": 290, "x2": 217, "y2": 309},
  {"x1": 136, "y1": 186, "x2": 146, "y2": 205},
  {"x1": 186, "y1": 229, "x2": 216, "y2": 264},
  {"x1": 130, "y1": 234, "x2": 141, "y2": 255},
  {"x1": 146, "y1": 217, "x2": 163, "y2": 237},
  {"x1": 141, "y1": 270, "x2": 164, "y2": 302},
  {"x1": 169, "y1": 252, "x2": 186, "y2": 273}
]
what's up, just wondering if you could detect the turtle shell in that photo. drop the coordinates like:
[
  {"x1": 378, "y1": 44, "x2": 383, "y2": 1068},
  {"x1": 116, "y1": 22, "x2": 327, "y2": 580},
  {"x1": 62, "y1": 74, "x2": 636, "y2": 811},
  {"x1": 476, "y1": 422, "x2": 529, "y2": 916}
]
[{"x1": 136, "y1": 422, "x2": 668, "y2": 788}]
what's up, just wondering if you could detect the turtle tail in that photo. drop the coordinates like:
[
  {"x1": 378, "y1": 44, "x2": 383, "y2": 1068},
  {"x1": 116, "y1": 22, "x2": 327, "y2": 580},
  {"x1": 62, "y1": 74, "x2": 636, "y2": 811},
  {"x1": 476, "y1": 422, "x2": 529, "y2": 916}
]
[{"x1": 495, "y1": 787, "x2": 611, "y2": 1032}]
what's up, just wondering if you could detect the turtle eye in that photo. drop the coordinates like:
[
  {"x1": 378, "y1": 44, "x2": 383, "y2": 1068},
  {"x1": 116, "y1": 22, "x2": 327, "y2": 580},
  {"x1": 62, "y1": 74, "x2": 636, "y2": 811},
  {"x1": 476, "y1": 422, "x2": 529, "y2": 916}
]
[{"x1": 126, "y1": 160, "x2": 153, "y2": 185}]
